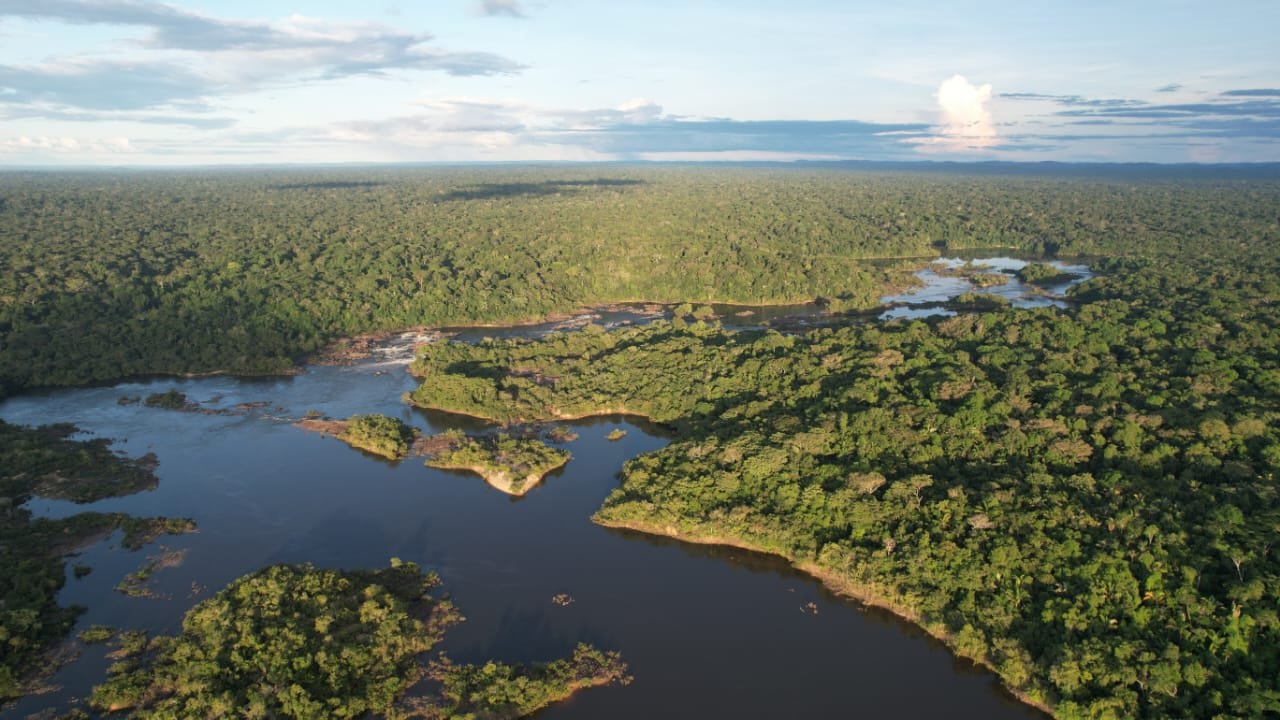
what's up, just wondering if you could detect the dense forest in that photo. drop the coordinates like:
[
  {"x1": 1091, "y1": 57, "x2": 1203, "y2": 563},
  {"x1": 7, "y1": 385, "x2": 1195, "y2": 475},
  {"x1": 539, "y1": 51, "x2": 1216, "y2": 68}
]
[
  {"x1": 408, "y1": 239, "x2": 1280, "y2": 718},
  {"x1": 3, "y1": 165, "x2": 1279, "y2": 718},
  {"x1": 1, "y1": 167, "x2": 1276, "y2": 395}
]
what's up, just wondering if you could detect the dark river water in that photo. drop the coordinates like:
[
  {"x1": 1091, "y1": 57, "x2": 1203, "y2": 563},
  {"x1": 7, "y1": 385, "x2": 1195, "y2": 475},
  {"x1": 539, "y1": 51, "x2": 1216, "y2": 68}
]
[{"x1": 1, "y1": 258, "x2": 1079, "y2": 719}]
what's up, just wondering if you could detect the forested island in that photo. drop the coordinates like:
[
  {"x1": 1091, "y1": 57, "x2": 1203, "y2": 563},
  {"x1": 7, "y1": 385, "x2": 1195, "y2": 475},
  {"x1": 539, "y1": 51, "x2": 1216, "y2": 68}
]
[
  {"x1": 1, "y1": 164, "x2": 1278, "y2": 718},
  {"x1": 90, "y1": 561, "x2": 627, "y2": 718},
  {"x1": 294, "y1": 413, "x2": 420, "y2": 461},
  {"x1": 424, "y1": 431, "x2": 571, "y2": 495}
]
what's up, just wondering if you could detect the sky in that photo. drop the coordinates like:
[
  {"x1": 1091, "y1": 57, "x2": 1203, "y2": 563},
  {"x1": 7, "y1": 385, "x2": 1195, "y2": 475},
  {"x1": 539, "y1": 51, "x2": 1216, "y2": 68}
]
[{"x1": 0, "y1": 0, "x2": 1277, "y2": 165}]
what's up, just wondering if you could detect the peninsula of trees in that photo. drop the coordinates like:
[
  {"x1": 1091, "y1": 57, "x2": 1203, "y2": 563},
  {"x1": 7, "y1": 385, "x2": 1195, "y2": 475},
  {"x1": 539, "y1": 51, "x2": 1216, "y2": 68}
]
[{"x1": 405, "y1": 238, "x2": 1280, "y2": 718}]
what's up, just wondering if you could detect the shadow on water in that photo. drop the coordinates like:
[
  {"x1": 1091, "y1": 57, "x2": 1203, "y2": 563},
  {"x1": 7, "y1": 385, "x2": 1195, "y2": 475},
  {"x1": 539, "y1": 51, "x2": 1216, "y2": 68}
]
[
  {"x1": 436, "y1": 178, "x2": 646, "y2": 202},
  {"x1": 261, "y1": 507, "x2": 402, "y2": 568},
  {"x1": 411, "y1": 406, "x2": 501, "y2": 432},
  {"x1": 459, "y1": 605, "x2": 619, "y2": 666},
  {"x1": 601, "y1": 525, "x2": 1048, "y2": 717}
]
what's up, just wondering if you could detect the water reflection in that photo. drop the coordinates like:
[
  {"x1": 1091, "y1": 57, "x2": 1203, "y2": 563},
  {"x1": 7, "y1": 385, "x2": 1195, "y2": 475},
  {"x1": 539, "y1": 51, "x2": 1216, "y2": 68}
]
[
  {"x1": 880, "y1": 256, "x2": 1092, "y2": 320},
  {"x1": 1, "y1": 302, "x2": 1050, "y2": 720}
]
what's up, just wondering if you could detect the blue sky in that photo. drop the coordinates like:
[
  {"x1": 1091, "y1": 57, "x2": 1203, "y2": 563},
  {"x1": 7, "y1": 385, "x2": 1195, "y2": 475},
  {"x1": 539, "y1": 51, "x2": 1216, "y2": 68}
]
[{"x1": 0, "y1": 0, "x2": 1277, "y2": 165}]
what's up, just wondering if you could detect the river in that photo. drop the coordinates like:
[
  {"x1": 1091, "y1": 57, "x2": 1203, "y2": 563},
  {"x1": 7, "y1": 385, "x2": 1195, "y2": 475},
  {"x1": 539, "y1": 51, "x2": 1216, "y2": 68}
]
[{"x1": 2, "y1": 256, "x2": 1085, "y2": 718}]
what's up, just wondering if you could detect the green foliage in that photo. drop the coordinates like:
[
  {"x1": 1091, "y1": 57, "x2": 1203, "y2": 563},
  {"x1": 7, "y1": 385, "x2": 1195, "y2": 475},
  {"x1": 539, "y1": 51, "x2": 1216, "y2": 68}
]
[
  {"x1": 1017, "y1": 262, "x2": 1076, "y2": 285},
  {"x1": 427, "y1": 434, "x2": 569, "y2": 493},
  {"x1": 5, "y1": 165, "x2": 1280, "y2": 717},
  {"x1": 77, "y1": 625, "x2": 115, "y2": 644},
  {"x1": 0, "y1": 420, "x2": 157, "y2": 502},
  {"x1": 142, "y1": 390, "x2": 189, "y2": 410},
  {"x1": 4, "y1": 167, "x2": 1275, "y2": 396},
  {"x1": 408, "y1": 246, "x2": 1280, "y2": 719},
  {"x1": 0, "y1": 421, "x2": 193, "y2": 702},
  {"x1": 339, "y1": 414, "x2": 417, "y2": 460},
  {"x1": 950, "y1": 292, "x2": 1012, "y2": 311},
  {"x1": 546, "y1": 426, "x2": 579, "y2": 443},
  {"x1": 428, "y1": 644, "x2": 630, "y2": 719},
  {"x1": 91, "y1": 562, "x2": 454, "y2": 718},
  {"x1": 89, "y1": 564, "x2": 626, "y2": 720}
]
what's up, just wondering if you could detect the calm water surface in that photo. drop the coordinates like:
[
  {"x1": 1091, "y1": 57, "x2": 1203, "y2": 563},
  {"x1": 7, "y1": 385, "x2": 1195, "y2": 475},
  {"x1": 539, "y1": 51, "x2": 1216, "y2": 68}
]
[
  {"x1": 880, "y1": 255, "x2": 1092, "y2": 320},
  {"x1": 0, "y1": 265, "x2": 1069, "y2": 718}
]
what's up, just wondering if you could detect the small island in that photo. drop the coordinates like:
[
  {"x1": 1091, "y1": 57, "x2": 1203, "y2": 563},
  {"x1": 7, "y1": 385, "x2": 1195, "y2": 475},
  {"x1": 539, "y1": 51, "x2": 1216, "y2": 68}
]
[
  {"x1": 949, "y1": 291, "x2": 1013, "y2": 311},
  {"x1": 425, "y1": 431, "x2": 570, "y2": 495},
  {"x1": 143, "y1": 390, "x2": 192, "y2": 410},
  {"x1": 1015, "y1": 261, "x2": 1077, "y2": 286},
  {"x1": 546, "y1": 425, "x2": 579, "y2": 443},
  {"x1": 932, "y1": 262, "x2": 1011, "y2": 288},
  {"x1": 295, "y1": 413, "x2": 418, "y2": 461},
  {"x1": 90, "y1": 562, "x2": 627, "y2": 718}
]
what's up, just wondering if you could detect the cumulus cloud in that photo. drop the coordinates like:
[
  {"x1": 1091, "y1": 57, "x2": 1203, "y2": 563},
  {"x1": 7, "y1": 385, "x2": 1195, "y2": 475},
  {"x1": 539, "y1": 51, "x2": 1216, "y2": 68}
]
[{"x1": 932, "y1": 74, "x2": 996, "y2": 149}]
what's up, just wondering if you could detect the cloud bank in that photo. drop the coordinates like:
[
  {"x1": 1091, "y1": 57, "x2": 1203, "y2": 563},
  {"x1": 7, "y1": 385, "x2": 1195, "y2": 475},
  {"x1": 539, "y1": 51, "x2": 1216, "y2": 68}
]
[
  {"x1": 221, "y1": 98, "x2": 931, "y2": 162},
  {"x1": 0, "y1": 0, "x2": 523, "y2": 122}
]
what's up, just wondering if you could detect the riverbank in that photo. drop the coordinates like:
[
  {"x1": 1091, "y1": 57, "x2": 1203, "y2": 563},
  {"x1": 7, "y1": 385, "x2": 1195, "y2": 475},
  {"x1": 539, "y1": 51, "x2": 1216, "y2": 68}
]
[
  {"x1": 418, "y1": 403, "x2": 656, "y2": 428},
  {"x1": 424, "y1": 458, "x2": 567, "y2": 496},
  {"x1": 592, "y1": 515, "x2": 1056, "y2": 718}
]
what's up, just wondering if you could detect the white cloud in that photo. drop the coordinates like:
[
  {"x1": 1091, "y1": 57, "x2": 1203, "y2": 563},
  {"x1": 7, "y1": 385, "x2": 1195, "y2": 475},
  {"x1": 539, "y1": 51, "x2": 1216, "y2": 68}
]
[
  {"x1": 0, "y1": 134, "x2": 132, "y2": 153},
  {"x1": 0, "y1": 3, "x2": 523, "y2": 114},
  {"x1": 912, "y1": 74, "x2": 997, "y2": 153}
]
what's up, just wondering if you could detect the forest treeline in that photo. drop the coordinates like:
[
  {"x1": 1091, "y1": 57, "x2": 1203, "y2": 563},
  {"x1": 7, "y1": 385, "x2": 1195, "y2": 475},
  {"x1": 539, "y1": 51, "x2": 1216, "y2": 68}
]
[
  {"x1": 1, "y1": 167, "x2": 1277, "y2": 394},
  {"x1": 408, "y1": 243, "x2": 1280, "y2": 718}
]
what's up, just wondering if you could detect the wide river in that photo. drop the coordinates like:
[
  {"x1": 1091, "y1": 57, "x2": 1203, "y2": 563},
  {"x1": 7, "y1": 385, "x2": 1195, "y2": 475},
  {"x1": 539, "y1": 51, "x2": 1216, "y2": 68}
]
[{"x1": 3, "y1": 257, "x2": 1086, "y2": 719}]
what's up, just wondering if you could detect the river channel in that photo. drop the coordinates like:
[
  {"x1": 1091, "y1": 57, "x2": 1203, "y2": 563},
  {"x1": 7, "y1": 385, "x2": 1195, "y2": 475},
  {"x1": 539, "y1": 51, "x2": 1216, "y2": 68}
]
[{"x1": 2, "y1": 256, "x2": 1087, "y2": 718}]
